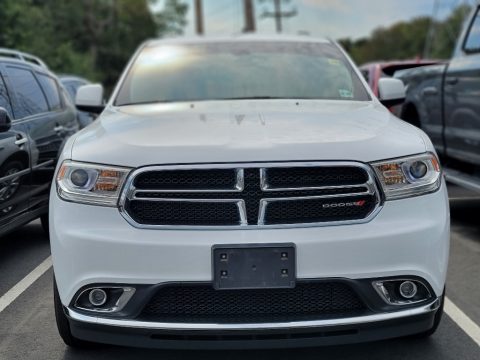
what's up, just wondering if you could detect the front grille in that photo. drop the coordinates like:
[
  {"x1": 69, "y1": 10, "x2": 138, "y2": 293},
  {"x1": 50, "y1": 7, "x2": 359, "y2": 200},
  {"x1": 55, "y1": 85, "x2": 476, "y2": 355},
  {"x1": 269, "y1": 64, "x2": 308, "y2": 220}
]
[
  {"x1": 134, "y1": 169, "x2": 238, "y2": 191},
  {"x1": 138, "y1": 282, "x2": 367, "y2": 323},
  {"x1": 264, "y1": 166, "x2": 369, "y2": 189},
  {"x1": 128, "y1": 201, "x2": 240, "y2": 226},
  {"x1": 121, "y1": 163, "x2": 381, "y2": 227},
  {"x1": 264, "y1": 196, "x2": 376, "y2": 225}
]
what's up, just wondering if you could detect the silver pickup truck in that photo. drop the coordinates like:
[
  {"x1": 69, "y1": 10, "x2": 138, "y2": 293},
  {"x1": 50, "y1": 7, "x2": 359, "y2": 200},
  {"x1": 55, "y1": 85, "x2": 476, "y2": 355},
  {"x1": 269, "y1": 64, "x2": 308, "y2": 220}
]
[{"x1": 397, "y1": 4, "x2": 480, "y2": 189}]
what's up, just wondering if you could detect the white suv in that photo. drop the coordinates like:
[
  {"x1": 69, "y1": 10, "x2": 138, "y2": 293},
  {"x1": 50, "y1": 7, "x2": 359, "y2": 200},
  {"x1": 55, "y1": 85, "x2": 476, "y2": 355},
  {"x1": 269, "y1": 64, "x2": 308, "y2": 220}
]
[{"x1": 50, "y1": 37, "x2": 449, "y2": 349}]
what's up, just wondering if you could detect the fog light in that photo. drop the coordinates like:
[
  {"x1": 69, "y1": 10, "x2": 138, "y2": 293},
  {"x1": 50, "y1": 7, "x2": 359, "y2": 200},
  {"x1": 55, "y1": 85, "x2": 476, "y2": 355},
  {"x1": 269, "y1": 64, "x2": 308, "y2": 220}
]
[
  {"x1": 88, "y1": 288, "x2": 107, "y2": 306},
  {"x1": 399, "y1": 281, "x2": 417, "y2": 299}
]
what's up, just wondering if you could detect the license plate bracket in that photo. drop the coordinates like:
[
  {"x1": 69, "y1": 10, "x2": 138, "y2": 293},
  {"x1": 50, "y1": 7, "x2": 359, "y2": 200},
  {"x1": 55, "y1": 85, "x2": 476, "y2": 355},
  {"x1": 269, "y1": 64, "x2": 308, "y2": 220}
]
[{"x1": 212, "y1": 244, "x2": 296, "y2": 290}]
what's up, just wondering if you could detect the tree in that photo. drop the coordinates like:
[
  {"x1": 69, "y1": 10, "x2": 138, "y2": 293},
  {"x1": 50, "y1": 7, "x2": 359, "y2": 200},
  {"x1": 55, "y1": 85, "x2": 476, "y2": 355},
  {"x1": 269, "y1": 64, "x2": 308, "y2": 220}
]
[
  {"x1": 340, "y1": 3, "x2": 472, "y2": 65},
  {"x1": 0, "y1": 0, "x2": 188, "y2": 89}
]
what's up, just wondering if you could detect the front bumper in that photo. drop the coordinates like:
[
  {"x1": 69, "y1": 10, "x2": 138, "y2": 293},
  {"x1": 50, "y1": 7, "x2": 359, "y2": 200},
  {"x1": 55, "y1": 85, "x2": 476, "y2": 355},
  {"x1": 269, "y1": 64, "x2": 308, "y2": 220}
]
[
  {"x1": 65, "y1": 298, "x2": 441, "y2": 349},
  {"x1": 51, "y1": 181, "x2": 449, "y2": 347}
]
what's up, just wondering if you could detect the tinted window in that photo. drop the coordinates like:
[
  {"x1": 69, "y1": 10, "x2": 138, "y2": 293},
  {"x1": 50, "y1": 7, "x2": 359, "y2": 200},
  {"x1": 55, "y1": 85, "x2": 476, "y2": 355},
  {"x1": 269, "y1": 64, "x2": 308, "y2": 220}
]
[
  {"x1": 63, "y1": 81, "x2": 77, "y2": 100},
  {"x1": 116, "y1": 41, "x2": 370, "y2": 105},
  {"x1": 0, "y1": 74, "x2": 13, "y2": 117},
  {"x1": 37, "y1": 74, "x2": 62, "y2": 111},
  {"x1": 5, "y1": 66, "x2": 48, "y2": 119},
  {"x1": 361, "y1": 70, "x2": 370, "y2": 83},
  {"x1": 465, "y1": 8, "x2": 480, "y2": 53}
]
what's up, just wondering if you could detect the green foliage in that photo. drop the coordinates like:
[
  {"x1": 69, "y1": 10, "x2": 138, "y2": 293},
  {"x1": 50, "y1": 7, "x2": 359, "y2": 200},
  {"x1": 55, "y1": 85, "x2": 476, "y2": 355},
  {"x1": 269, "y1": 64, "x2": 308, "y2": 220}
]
[
  {"x1": 0, "y1": 0, "x2": 188, "y2": 89},
  {"x1": 340, "y1": 4, "x2": 472, "y2": 65}
]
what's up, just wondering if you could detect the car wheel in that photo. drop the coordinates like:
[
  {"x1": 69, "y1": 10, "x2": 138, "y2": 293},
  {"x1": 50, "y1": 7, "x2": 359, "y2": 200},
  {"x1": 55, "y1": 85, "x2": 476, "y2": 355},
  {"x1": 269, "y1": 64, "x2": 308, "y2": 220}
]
[
  {"x1": 40, "y1": 213, "x2": 49, "y2": 237},
  {"x1": 411, "y1": 289, "x2": 445, "y2": 338},
  {"x1": 0, "y1": 160, "x2": 24, "y2": 214},
  {"x1": 54, "y1": 277, "x2": 98, "y2": 348}
]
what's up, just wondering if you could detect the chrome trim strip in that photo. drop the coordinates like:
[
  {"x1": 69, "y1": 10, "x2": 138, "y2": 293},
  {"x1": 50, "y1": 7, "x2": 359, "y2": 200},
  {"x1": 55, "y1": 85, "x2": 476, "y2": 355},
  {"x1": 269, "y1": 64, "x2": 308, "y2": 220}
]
[
  {"x1": 66, "y1": 297, "x2": 440, "y2": 331},
  {"x1": 32, "y1": 159, "x2": 54, "y2": 170},
  {"x1": 119, "y1": 161, "x2": 383, "y2": 230},
  {"x1": 0, "y1": 168, "x2": 31, "y2": 182}
]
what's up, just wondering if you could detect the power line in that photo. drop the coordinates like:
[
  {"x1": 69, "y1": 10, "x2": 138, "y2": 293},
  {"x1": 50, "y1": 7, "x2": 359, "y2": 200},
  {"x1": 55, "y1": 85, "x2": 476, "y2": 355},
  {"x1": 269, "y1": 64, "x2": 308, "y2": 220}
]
[{"x1": 260, "y1": 0, "x2": 297, "y2": 33}]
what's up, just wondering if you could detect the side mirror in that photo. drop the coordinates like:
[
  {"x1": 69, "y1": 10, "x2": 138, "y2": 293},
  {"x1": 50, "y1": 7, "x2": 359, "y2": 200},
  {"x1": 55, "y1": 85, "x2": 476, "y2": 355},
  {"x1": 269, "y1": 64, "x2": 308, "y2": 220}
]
[
  {"x1": 378, "y1": 78, "x2": 406, "y2": 107},
  {"x1": 0, "y1": 107, "x2": 12, "y2": 133},
  {"x1": 75, "y1": 84, "x2": 105, "y2": 114}
]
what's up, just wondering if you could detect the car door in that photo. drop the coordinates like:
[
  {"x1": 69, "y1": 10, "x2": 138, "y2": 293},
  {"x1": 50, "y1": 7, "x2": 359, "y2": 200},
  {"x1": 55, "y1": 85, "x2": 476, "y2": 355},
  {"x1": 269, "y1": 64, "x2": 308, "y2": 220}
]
[
  {"x1": 2, "y1": 64, "x2": 62, "y2": 214},
  {"x1": 0, "y1": 64, "x2": 33, "y2": 226},
  {"x1": 443, "y1": 6, "x2": 480, "y2": 165}
]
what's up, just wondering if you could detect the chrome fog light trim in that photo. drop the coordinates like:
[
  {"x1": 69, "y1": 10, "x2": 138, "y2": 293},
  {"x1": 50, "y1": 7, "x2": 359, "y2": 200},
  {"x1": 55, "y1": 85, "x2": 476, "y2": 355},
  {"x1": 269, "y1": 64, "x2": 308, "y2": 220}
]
[
  {"x1": 74, "y1": 286, "x2": 136, "y2": 313},
  {"x1": 373, "y1": 279, "x2": 431, "y2": 306}
]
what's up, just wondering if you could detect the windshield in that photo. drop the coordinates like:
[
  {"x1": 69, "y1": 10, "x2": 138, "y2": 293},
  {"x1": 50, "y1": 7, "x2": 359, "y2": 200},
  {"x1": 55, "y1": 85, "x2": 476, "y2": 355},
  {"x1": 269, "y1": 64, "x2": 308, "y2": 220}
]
[{"x1": 115, "y1": 41, "x2": 371, "y2": 105}]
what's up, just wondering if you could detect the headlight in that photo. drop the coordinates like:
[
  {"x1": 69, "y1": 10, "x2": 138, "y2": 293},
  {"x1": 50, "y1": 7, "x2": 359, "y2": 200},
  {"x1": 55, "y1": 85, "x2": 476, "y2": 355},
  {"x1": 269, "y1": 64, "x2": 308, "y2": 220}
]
[
  {"x1": 371, "y1": 153, "x2": 441, "y2": 200},
  {"x1": 56, "y1": 161, "x2": 131, "y2": 206}
]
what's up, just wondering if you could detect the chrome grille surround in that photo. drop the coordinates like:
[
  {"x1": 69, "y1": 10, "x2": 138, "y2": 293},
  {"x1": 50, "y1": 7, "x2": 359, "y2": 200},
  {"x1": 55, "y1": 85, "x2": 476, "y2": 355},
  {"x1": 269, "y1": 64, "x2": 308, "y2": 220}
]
[{"x1": 119, "y1": 162, "x2": 383, "y2": 229}]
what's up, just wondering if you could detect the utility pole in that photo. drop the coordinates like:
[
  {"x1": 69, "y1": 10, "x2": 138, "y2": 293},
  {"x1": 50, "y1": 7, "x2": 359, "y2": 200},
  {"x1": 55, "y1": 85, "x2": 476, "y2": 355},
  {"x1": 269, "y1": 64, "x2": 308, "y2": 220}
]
[
  {"x1": 243, "y1": 0, "x2": 256, "y2": 33},
  {"x1": 423, "y1": 0, "x2": 439, "y2": 58},
  {"x1": 261, "y1": 0, "x2": 297, "y2": 33},
  {"x1": 194, "y1": 0, "x2": 204, "y2": 35}
]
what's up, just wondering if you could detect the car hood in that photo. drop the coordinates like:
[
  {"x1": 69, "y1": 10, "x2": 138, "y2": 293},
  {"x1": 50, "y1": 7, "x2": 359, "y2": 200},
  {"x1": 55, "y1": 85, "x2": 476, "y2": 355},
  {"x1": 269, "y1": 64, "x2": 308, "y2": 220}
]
[{"x1": 71, "y1": 100, "x2": 427, "y2": 167}]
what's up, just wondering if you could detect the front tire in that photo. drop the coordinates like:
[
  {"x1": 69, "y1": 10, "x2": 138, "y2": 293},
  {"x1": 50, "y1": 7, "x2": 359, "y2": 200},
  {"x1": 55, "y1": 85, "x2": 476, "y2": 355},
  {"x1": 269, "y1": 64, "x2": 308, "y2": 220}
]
[
  {"x1": 54, "y1": 278, "x2": 97, "y2": 348},
  {"x1": 40, "y1": 213, "x2": 49, "y2": 237}
]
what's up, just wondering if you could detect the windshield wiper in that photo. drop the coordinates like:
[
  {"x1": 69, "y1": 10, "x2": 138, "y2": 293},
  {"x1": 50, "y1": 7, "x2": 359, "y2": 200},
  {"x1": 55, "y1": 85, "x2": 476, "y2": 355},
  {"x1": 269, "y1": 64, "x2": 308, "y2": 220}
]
[
  {"x1": 116, "y1": 100, "x2": 174, "y2": 106},
  {"x1": 212, "y1": 96, "x2": 289, "y2": 100}
]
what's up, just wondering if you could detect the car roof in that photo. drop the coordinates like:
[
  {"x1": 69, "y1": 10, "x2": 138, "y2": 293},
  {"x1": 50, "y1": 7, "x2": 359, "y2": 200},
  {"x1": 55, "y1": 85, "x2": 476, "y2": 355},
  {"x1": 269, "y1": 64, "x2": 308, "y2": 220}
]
[
  {"x1": 58, "y1": 74, "x2": 90, "y2": 83},
  {"x1": 0, "y1": 48, "x2": 48, "y2": 69},
  {"x1": 145, "y1": 35, "x2": 332, "y2": 48},
  {"x1": 0, "y1": 56, "x2": 51, "y2": 73}
]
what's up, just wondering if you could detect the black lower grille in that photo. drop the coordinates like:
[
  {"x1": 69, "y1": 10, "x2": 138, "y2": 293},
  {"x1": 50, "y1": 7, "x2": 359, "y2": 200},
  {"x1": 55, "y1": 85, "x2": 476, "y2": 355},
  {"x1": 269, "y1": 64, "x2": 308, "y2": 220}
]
[{"x1": 138, "y1": 282, "x2": 367, "y2": 323}]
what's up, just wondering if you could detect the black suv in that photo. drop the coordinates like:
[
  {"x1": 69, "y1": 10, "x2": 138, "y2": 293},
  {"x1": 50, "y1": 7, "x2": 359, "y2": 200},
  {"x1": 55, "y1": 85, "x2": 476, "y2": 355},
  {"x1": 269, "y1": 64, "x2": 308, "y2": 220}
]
[{"x1": 0, "y1": 50, "x2": 78, "y2": 236}]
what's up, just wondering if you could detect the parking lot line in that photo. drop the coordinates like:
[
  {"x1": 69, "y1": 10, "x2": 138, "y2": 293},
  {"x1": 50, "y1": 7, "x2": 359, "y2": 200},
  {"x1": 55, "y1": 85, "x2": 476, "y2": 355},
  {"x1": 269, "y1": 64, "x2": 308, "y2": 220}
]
[
  {"x1": 0, "y1": 256, "x2": 52, "y2": 314},
  {"x1": 445, "y1": 297, "x2": 480, "y2": 347}
]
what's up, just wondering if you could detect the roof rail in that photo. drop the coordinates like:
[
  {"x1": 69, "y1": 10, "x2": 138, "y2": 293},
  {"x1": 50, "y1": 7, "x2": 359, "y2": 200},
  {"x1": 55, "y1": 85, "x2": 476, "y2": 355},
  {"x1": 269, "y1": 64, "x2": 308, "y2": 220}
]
[{"x1": 0, "y1": 48, "x2": 48, "y2": 69}]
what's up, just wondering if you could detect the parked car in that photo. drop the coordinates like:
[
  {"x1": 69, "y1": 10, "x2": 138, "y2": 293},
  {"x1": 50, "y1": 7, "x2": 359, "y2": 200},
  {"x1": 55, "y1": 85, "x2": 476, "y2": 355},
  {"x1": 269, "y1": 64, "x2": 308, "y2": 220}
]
[
  {"x1": 359, "y1": 60, "x2": 440, "y2": 97},
  {"x1": 59, "y1": 75, "x2": 95, "y2": 129},
  {"x1": 51, "y1": 37, "x2": 449, "y2": 349},
  {"x1": 396, "y1": 4, "x2": 480, "y2": 188},
  {"x1": 0, "y1": 49, "x2": 78, "y2": 237}
]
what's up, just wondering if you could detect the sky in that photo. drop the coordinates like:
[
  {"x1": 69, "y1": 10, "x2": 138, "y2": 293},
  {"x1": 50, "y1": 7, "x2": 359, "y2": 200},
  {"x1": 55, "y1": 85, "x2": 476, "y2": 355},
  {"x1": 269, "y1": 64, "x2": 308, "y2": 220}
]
[{"x1": 154, "y1": 0, "x2": 475, "y2": 40}]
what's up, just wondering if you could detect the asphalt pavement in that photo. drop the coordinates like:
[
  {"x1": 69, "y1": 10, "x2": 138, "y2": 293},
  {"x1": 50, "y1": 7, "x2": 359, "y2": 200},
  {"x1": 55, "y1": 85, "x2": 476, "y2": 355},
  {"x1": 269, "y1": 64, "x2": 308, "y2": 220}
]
[{"x1": 0, "y1": 184, "x2": 479, "y2": 359}]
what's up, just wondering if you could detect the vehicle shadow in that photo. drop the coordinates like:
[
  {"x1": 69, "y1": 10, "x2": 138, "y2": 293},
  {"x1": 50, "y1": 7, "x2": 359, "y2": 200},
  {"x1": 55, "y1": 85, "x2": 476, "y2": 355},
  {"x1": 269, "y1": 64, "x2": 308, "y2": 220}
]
[
  {"x1": 59, "y1": 313, "x2": 480, "y2": 360},
  {"x1": 59, "y1": 335, "x2": 449, "y2": 360}
]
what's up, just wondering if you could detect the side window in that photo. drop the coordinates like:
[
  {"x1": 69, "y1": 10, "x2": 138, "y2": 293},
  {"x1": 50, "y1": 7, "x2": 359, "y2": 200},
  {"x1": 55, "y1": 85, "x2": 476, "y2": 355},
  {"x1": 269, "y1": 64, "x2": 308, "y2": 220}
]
[
  {"x1": 37, "y1": 74, "x2": 62, "y2": 111},
  {"x1": 361, "y1": 70, "x2": 370, "y2": 83},
  {"x1": 63, "y1": 81, "x2": 77, "y2": 100},
  {"x1": 0, "y1": 73, "x2": 13, "y2": 117},
  {"x1": 464, "y1": 8, "x2": 480, "y2": 53},
  {"x1": 4, "y1": 66, "x2": 48, "y2": 119}
]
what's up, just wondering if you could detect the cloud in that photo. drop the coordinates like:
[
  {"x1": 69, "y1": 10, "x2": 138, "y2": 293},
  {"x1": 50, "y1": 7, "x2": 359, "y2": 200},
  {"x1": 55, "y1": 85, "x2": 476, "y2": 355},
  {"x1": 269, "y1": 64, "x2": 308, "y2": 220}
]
[{"x1": 300, "y1": 0, "x2": 349, "y2": 12}]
